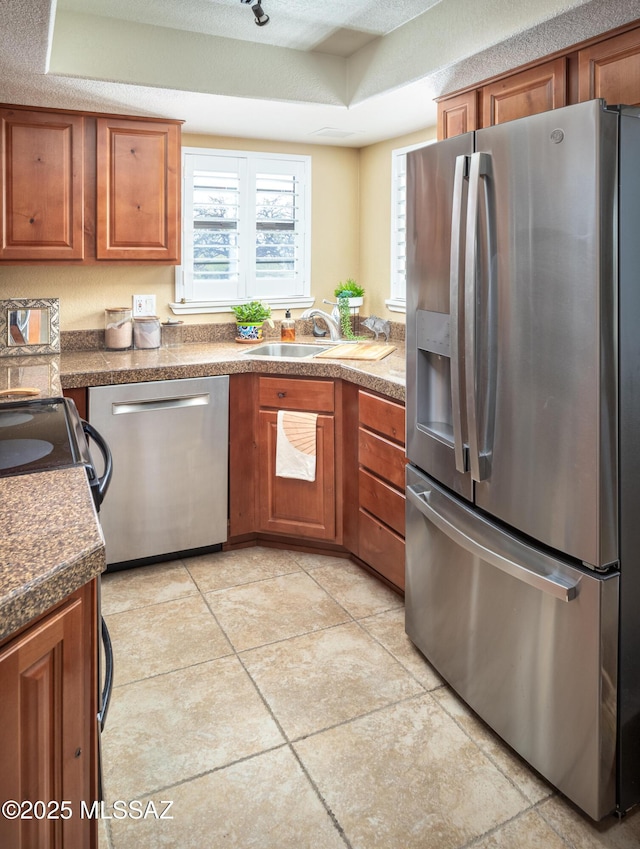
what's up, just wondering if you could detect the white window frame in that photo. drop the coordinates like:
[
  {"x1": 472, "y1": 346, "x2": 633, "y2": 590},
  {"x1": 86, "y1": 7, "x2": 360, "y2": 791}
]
[
  {"x1": 387, "y1": 140, "x2": 435, "y2": 314},
  {"x1": 171, "y1": 147, "x2": 313, "y2": 315}
]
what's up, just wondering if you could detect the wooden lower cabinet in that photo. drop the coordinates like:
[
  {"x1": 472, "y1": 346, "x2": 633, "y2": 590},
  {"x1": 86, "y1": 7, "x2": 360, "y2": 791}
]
[
  {"x1": 62, "y1": 387, "x2": 88, "y2": 420},
  {"x1": 257, "y1": 409, "x2": 336, "y2": 539},
  {"x1": 237, "y1": 375, "x2": 342, "y2": 544},
  {"x1": 357, "y1": 390, "x2": 406, "y2": 591},
  {"x1": 0, "y1": 580, "x2": 98, "y2": 849},
  {"x1": 229, "y1": 376, "x2": 406, "y2": 588}
]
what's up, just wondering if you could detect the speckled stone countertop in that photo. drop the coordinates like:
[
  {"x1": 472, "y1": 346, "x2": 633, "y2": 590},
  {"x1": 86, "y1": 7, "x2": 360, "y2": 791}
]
[
  {"x1": 59, "y1": 337, "x2": 406, "y2": 402},
  {"x1": 0, "y1": 335, "x2": 404, "y2": 642},
  {"x1": 0, "y1": 466, "x2": 105, "y2": 643}
]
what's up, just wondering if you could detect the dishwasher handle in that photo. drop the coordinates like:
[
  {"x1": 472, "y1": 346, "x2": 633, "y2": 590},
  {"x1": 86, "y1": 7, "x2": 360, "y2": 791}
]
[
  {"x1": 406, "y1": 483, "x2": 579, "y2": 602},
  {"x1": 111, "y1": 394, "x2": 210, "y2": 415}
]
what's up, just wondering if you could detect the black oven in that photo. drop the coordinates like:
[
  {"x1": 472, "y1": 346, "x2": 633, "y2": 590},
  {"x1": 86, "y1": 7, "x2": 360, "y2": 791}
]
[{"x1": 0, "y1": 396, "x2": 112, "y2": 509}]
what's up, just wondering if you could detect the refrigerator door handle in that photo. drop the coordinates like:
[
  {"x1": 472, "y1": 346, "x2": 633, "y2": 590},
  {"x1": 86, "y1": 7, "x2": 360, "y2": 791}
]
[
  {"x1": 406, "y1": 482, "x2": 579, "y2": 602},
  {"x1": 464, "y1": 151, "x2": 492, "y2": 481},
  {"x1": 450, "y1": 154, "x2": 467, "y2": 473}
]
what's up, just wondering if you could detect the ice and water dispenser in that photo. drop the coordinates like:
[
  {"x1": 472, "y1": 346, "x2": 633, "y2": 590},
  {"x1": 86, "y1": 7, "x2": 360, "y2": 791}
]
[
  {"x1": 414, "y1": 309, "x2": 455, "y2": 444},
  {"x1": 407, "y1": 306, "x2": 472, "y2": 496}
]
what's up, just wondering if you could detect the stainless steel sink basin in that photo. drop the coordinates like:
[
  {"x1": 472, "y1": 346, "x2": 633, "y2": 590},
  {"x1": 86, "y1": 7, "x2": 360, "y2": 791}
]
[{"x1": 245, "y1": 343, "x2": 333, "y2": 358}]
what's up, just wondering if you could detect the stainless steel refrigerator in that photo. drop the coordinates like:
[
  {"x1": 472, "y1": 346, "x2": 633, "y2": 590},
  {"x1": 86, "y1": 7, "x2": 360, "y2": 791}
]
[{"x1": 405, "y1": 99, "x2": 640, "y2": 821}]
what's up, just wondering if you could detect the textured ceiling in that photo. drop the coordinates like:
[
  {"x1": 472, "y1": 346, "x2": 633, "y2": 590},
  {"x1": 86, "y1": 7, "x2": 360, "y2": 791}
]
[
  {"x1": 58, "y1": 0, "x2": 442, "y2": 55},
  {"x1": 0, "y1": 0, "x2": 639, "y2": 146}
]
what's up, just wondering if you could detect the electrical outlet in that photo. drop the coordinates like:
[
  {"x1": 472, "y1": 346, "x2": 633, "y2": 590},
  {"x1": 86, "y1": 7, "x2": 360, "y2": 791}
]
[{"x1": 133, "y1": 295, "x2": 156, "y2": 316}]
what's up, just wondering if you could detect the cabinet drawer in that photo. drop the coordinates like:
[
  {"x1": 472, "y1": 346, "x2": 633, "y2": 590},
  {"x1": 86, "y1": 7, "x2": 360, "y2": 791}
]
[
  {"x1": 358, "y1": 511, "x2": 405, "y2": 591},
  {"x1": 359, "y1": 391, "x2": 405, "y2": 446},
  {"x1": 359, "y1": 469, "x2": 405, "y2": 537},
  {"x1": 359, "y1": 429, "x2": 405, "y2": 489},
  {"x1": 258, "y1": 377, "x2": 334, "y2": 413}
]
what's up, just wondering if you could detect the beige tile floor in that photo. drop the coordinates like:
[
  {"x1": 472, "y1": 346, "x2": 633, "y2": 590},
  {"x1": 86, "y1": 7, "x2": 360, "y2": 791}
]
[{"x1": 98, "y1": 547, "x2": 640, "y2": 849}]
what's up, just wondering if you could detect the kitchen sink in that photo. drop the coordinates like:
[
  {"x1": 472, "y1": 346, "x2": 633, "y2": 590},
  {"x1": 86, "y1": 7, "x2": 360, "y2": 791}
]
[{"x1": 245, "y1": 343, "x2": 333, "y2": 358}]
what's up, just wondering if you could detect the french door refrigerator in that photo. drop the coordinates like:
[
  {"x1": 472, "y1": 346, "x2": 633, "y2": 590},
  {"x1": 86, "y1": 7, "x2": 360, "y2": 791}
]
[{"x1": 405, "y1": 99, "x2": 640, "y2": 821}]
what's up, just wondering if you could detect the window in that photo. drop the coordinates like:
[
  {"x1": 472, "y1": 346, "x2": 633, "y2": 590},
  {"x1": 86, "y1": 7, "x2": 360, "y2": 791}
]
[
  {"x1": 173, "y1": 148, "x2": 312, "y2": 313},
  {"x1": 388, "y1": 140, "x2": 434, "y2": 312}
]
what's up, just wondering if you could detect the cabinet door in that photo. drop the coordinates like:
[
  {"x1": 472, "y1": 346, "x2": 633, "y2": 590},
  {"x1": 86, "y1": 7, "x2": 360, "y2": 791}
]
[
  {"x1": 578, "y1": 27, "x2": 640, "y2": 107},
  {"x1": 96, "y1": 118, "x2": 180, "y2": 261},
  {"x1": 62, "y1": 387, "x2": 88, "y2": 421},
  {"x1": 257, "y1": 410, "x2": 336, "y2": 540},
  {"x1": 0, "y1": 584, "x2": 96, "y2": 849},
  {"x1": 482, "y1": 58, "x2": 568, "y2": 127},
  {"x1": 437, "y1": 90, "x2": 479, "y2": 139},
  {"x1": 0, "y1": 109, "x2": 84, "y2": 260}
]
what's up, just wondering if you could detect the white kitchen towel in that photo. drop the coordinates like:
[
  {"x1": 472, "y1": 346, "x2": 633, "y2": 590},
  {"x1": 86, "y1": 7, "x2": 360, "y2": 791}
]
[{"x1": 275, "y1": 410, "x2": 317, "y2": 481}]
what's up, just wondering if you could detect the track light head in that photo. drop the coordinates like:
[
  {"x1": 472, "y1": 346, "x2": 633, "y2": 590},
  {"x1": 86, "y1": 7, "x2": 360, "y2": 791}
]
[{"x1": 252, "y1": 2, "x2": 269, "y2": 26}]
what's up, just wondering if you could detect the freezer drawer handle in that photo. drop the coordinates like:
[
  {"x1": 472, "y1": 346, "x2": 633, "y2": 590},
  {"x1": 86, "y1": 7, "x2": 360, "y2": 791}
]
[
  {"x1": 406, "y1": 484, "x2": 578, "y2": 602},
  {"x1": 111, "y1": 394, "x2": 210, "y2": 415}
]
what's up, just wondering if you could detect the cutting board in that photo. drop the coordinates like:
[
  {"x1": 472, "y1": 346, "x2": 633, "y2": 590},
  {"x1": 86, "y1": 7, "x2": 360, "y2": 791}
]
[{"x1": 314, "y1": 342, "x2": 396, "y2": 361}]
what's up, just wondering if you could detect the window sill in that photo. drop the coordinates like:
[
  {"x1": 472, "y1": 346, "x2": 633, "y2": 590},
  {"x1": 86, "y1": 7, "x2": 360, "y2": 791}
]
[
  {"x1": 170, "y1": 296, "x2": 315, "y2": 316},
  {"x1": 385, "y1": 298, "x2": 406, "y2": 314}
]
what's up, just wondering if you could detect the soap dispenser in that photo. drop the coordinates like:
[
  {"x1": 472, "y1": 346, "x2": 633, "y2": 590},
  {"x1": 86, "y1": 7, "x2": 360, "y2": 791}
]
[{"x1": 281, "y1": 309, "x2": 295, "y2": 342}]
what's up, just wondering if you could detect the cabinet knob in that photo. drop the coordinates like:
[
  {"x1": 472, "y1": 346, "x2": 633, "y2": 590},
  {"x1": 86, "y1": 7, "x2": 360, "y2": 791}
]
[
  {"x1": 278, "y1": 392, "x2": 286, "y2": 398},
  {"x1": 74, "y1": 748, "x2": 82, "y2": 758}
]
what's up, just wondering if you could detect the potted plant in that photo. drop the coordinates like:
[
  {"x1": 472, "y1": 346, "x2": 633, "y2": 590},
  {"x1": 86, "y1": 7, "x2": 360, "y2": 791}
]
[
  {"x1": 231, "y1": 300, "x2": 274, "y2": 343},
  {"x1": 334, "y1": 278, "x2": 364, "y2": 308}
]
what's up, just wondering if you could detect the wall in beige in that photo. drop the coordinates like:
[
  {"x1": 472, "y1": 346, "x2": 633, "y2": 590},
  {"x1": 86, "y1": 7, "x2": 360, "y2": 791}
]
[
  {"x1": 358, "y1": 125, "x2": 436, "y2": 320},
  {"x1": 0, "y1": 125, "x2": 434, "y2": 330}
]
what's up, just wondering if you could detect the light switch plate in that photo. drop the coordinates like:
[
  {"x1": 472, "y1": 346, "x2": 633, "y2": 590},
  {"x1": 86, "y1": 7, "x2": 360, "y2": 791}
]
[{"x1": 133, "y1": 295, "x2": 156, "y2": 316}]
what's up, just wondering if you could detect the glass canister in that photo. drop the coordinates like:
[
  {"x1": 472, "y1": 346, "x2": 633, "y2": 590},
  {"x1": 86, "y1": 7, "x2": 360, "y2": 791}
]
[
  {"x1": 105, "y1": 307, "x2": 133, "y2": 350},
  {"x1": 133, "y1": 316, "x2": 161, "y2": 349}
]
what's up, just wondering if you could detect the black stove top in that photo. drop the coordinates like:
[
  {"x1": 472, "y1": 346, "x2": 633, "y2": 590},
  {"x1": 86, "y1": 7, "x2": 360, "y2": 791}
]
[{"x1": 0, "y1": 397, "x2": 86, "y2": 477}]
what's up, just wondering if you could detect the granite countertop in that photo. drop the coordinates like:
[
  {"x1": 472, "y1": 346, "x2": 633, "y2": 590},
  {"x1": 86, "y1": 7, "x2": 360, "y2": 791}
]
[
  {"x1": 0, "y1": 466, "x2": 105, "y2": 643},
  {"x1": 0, "y1": 335, "x2": 405, "y2": 642},
  {"x1": 58, "y1": 336, "x2": 406, "y2": 402}
]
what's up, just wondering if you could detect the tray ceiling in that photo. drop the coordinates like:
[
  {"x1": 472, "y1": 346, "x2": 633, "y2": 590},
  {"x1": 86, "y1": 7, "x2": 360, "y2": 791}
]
[{"x1": 0, "y1": 0, "x2": 638, "y2": 146}]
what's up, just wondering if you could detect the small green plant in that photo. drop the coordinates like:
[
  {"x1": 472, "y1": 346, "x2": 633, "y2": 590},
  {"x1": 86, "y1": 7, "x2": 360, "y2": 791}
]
[
  {"x1": 231, "y1": 301, "x2": 274, "y2": 326},
  {"x1": 333, "y1": 278, "x2": 364, "y2": 299},
  {"x1": 337, "y1": 295, "x2": 365, "y2": 341}
]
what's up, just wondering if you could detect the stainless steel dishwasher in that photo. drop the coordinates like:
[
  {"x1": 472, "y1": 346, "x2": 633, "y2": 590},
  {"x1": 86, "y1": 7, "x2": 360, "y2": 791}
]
[{"x1": 89, "y1": 376, "x2": 229, "y2": 569}]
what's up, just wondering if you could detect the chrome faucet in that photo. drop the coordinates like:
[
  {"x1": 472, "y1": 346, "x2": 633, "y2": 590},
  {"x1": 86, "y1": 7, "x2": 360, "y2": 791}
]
[{"x1": 300, "y1": 301, "x2": 342, "y2": 341}]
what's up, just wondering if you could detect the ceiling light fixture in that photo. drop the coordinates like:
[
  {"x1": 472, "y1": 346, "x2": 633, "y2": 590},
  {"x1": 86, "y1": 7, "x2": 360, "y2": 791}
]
[{"x1": 251, "y1": 2, "x2": 269, "y2": 26}]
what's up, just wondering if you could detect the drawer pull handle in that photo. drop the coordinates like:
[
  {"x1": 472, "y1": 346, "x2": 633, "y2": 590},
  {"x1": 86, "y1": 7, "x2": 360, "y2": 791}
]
[{"x1": 278, "y1": 392, "x2": 286, "y2": 398}]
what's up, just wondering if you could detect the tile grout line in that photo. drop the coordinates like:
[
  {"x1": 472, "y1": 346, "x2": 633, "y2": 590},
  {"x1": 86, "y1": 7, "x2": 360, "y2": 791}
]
[
  {"x1": 431, "y1": 684, "x2": 557, "y2": 814},
  {"x1": 104, "y1": 553, "x2": 571, "y2": 848},
  {"x1": 184, "y1": 557, "x2": 358, "y2": 848}
]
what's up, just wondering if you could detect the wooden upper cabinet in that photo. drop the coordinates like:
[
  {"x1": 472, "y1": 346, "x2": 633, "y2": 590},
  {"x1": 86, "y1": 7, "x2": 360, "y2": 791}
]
[
  {"x1": 436, "y1": 22, "x2": 640, "y2": 140},
  {"x1": 482, "y1": 57, "x2": 568, "y2": 128},
  {"x1": 437, "y1": 91, "x2": 478, "y2": 140},
  {"x1": 578, "y1": 27, "x2": 640, "y2": 107},
  {"x1": 96, "y1": 118, "x2": 181, "y2": 262},
  {"x1": 0, "y1": 109, "x2": 84, "y2": 260}
]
